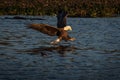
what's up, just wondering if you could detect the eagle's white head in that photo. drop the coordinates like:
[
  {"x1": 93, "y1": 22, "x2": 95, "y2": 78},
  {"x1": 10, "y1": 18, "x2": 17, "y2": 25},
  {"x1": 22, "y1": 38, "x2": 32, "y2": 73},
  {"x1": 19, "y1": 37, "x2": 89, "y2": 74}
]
[{"x1": 64, "y1": 26, "x2": 72, "y2": 31}]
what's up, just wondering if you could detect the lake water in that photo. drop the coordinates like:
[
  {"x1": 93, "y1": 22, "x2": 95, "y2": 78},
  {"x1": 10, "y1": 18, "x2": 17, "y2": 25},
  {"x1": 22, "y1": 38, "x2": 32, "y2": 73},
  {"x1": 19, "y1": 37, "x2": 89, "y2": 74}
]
[{"x1": 0, "y1": 16, "x2": 120, "y2": 80}]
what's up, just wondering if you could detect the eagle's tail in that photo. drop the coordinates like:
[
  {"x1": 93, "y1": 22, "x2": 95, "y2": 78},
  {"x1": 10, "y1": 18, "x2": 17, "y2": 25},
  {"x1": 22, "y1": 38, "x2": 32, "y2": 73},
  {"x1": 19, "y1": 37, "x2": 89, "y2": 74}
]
[{"x1": 50, "y1": 38, "x2": 61, "y2": 45}]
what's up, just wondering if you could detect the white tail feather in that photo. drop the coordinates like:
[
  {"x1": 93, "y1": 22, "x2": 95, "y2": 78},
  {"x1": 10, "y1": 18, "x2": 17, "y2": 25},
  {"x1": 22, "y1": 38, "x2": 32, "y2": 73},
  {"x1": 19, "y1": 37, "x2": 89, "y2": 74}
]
[{"x1": 50, "y1": 38, "x2": 60, "y2": 45}]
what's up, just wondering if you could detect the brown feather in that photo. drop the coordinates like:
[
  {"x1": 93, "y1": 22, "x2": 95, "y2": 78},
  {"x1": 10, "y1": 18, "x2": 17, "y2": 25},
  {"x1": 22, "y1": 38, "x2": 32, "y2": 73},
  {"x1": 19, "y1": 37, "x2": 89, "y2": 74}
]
[{"x1": 28, "y1": 24, "x2": 59, "y2": 36}]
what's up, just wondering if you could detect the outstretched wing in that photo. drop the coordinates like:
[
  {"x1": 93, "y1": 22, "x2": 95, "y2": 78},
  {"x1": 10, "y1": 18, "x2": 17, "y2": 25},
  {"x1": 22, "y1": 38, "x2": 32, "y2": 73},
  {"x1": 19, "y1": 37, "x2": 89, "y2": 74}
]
[
  {"x1": 28, "y1": 24, "x2": 59, "y2": 36},
  {"x1": 57, "y1": 10, "x2": 68, "y2": 28}
]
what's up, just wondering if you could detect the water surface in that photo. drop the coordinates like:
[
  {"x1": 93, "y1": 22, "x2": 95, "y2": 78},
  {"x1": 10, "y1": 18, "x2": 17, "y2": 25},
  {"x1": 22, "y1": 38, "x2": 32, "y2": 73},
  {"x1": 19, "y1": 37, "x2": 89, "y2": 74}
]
[{"x1": 0, "y1": 16, "x2": 120, "y2": 80}]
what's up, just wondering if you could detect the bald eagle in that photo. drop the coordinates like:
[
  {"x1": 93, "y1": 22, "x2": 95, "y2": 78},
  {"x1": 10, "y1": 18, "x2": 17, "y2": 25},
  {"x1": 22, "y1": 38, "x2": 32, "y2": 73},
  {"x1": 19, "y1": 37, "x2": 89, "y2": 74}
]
[{"x1": 28, "y1": 10, "x2": 75, "y2": 44}]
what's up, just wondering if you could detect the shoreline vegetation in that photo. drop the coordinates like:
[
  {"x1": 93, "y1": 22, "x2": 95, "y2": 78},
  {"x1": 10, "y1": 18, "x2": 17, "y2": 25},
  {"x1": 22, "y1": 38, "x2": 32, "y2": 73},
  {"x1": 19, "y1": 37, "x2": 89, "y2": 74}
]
[{"x1": 0, "y1": 0, "x2": 120, "y2": 17}]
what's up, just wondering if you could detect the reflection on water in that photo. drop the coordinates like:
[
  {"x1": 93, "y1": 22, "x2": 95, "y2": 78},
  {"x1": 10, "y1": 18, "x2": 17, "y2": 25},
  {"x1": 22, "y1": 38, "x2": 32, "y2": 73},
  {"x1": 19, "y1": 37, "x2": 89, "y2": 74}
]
[{"x1": 20, "y1": 45, "x2": 77, "y2": 57}]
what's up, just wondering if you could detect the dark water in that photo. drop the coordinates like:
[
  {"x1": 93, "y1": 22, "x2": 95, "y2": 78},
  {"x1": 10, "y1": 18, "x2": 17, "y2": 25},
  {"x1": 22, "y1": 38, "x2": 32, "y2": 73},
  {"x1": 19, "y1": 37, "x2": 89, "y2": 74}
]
[{"x1": 0, "y1": 16, "x2": 120, "y2": 80}]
